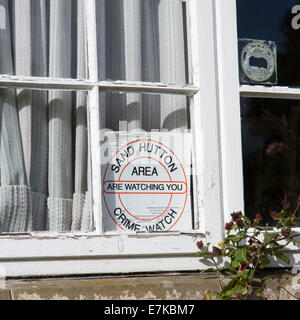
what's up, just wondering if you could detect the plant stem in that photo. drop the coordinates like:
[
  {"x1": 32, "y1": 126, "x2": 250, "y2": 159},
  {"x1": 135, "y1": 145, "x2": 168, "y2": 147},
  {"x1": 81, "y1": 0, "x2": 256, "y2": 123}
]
[
  {"x1": 241, "y1": 251, "x2": 258, "y2": 271},
  {"x1": 211, "y1": 257, "x2": 223, "y2": 291},
  {"x1": 292, "y1": 201, "x2": 300, "y2": 217}
]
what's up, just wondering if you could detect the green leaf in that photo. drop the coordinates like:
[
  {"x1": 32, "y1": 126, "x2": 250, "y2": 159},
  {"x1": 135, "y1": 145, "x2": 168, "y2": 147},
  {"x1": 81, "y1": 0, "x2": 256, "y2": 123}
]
[
  {"x1": 237, "y1": 231, "x2": 247, "y2": 239},
  {"x1": 263, "y1": 232, "x2": 278, "y2": 244},
  {"x1": 221, "y1": 278, "x2": 236, "y2": 292},
  {"x1": 256, "y1": 290, "x2": 262, "y2": 297},
  {"x1": 216, "y1": 292, "x2": 231, "y2": 300},
  {"x1": 273, "y1": 251, "x2": 290, "y2": 265},
  {"x1": 258, "y1": 255, "x2": 271, "y2": 269},
  {"x1": 230, "y1": 247, "x2": 249, "y2": 269},
  {"x1": 226, "y1": 235, "x2": 243, "y2": 243},
  {"x1": 278, "y1": 210, "x2": 286, "y2": 218},
  {"x1": 242, "y1": 215, "x2": 251, "y2": 225},
  {"x1": 235, "y1": 247, "x2": 248, "y2": 263},
  {"x1": 231, "y1": 258, "x2": 240, "y2": 269},
  {"x1": 242, "y1": 268, "x2": 255, "y2": 280},
  {"x1": 248, "y1": 268, "x2": 255, "y2": 280},
  {"x1": 223, "y1": 284, "x2": 247, "y2": 298}
]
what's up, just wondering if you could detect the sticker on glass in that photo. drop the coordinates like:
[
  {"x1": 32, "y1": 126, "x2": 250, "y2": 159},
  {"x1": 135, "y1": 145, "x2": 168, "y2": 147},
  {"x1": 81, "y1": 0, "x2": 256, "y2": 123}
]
[{"x1": 239, "y1": 39, "x2": 277, "y2": 85}]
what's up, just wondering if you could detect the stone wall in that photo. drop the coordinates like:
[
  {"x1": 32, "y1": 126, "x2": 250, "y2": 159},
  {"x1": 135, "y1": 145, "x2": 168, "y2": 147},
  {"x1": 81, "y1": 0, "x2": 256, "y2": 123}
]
[{"x1": 0, "y1": 269, "x2": 299, "y2": 300}]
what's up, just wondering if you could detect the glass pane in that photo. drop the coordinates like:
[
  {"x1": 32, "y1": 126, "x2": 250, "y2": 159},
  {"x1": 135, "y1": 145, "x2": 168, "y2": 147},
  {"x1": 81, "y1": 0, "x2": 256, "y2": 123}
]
[
  {"x1": 237, "y1": 0, "x2": 300, "y2": 87},
  {"x1": 0, "y1": 88, "x2": 93, "y2": 233},
  {"x1": 100, "y1": 92, "x2": 194, "y2": 233},
  {"x1": 96, "y1": 0, "x2": 190, "y2": 84},
  {"x1": 100, "y1": 91, "x2": 191, "y2": 131},
  {"x1": 241, "y1": 97, "x2": 300, "y2": 225},
  {"x1": 0, "y1": 0, "x2": 86, "y2": 79}
]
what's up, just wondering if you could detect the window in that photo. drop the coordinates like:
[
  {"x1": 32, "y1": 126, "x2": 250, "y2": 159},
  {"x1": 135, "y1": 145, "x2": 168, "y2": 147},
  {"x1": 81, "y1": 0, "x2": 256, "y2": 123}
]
[
  {"x1": 0, "y1": 0, "x2": 93, "y2": 233},
  {"x1": 1, "y1": 0, "x2": 296, "y2": 278},
  {"x1": 206, "y1": 0, "x2": 300, "y2": 271},
  {"x1": 237, "y1": 0, "x2": 300, "y2": 229},
  {"x1": 1, "y1": 0, "x2": 221, "y2": 277}
]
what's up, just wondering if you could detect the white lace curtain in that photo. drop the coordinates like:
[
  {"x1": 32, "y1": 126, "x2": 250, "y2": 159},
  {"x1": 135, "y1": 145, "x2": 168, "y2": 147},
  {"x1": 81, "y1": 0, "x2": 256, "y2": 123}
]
[
  {"x1": 97, "y1": 0, "x2": 188, "y2": 131},
  {"x1": 0, "y1": 0, "x2": 187, "y2": 233},
  {"x1": 0, "y1": 0, "x2": 92, "y2": 232}
]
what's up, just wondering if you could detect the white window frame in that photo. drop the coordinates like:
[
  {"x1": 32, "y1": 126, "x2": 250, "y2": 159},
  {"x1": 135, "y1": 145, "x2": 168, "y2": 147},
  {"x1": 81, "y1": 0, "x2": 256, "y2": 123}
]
[
  {"x1": 3, "y1": 0, "x2": 297, "y2": 278},
  {"x1": 0, "y1": 0, "x2": 216, "y2": 277}
]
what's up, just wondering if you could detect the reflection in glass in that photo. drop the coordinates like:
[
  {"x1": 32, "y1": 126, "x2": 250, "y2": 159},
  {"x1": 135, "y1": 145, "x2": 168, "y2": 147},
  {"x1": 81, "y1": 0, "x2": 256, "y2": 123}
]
[
  {"x1": 241, "y1": 97, "x2": 300, "y2": 224},
  {"x1": 237, "y1": 0, "x2": 300, "y2": 87}
]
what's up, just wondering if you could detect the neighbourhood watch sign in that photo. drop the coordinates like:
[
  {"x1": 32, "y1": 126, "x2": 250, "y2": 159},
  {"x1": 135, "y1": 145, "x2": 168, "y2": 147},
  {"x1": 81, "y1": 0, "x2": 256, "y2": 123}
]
[{"x1": 102, "y1": 133, "x2": 192, "y2": 232}]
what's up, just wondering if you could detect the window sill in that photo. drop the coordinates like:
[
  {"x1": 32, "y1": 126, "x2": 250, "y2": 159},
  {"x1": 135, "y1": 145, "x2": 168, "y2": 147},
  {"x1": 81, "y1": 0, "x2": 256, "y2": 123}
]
[{"x1": 0, "y1": 232, "x2": 299, "y2": 277}]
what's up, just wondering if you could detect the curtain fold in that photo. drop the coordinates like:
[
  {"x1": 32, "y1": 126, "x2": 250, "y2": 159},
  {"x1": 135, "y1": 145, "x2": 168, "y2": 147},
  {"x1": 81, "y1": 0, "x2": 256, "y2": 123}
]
[
  {"x1": 31, "y1": 0, "x2": 49, "y2": 230},
  {"x1": 72, "y1": 0, "x2": 91, "y2": 232},
  {"x1": 0, "y1": 0, "x2": 30, "y2": 232},
  {"x1": 47, "y1": 0, "x2": 73, "y2": 231},
  {"x1": 141, "y1": 0, "x2": 160, "y2": 131},
  {"x1": 123, "y1": 0, "x2": 142, "y2": 131},
  {"x1": 158, "y1": 0, "x2": 187, "y2": 130}
]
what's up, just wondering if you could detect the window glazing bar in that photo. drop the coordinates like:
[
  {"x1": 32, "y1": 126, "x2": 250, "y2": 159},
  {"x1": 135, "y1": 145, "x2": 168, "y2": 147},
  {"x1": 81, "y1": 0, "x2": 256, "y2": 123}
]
[
  {"x1": 0, "y1": 75, "x2": 95, "y2": 90},
  {"x1": 240, "y1": 85, "x2": 300, "y2": 99},
  {"x1": 98, "y1": 80, "x2": 199, "y2": 95}
]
